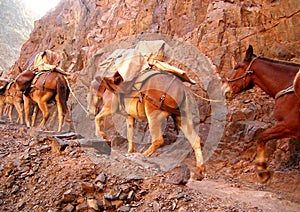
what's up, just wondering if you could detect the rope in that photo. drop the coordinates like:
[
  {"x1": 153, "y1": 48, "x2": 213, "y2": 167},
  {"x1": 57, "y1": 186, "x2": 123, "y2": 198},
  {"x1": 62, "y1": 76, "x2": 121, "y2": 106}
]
[
  {"x1": 64, "y1": 76, "x2": 90, "y2": 115},
  {"x1": 191, "y1": 91, "x2": 224, "y2": 103}
]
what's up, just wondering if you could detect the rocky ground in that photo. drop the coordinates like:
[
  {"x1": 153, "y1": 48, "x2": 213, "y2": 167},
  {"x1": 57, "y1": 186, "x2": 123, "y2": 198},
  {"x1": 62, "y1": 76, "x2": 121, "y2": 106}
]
[{"x1": 0, "y1": 122, "x2": 299, "y2": 212}]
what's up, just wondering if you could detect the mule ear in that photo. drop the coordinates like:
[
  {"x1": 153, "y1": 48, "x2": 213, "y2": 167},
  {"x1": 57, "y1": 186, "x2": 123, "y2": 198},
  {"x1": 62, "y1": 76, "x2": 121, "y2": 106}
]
[
  {"x1": 244, "y1": 45, "x2": 253, "y2": 62},
  {"x1": 104, "y1": 76, "x2": 115, "y2": 86},
  {"x1": 41, "y1": 50, "x2": 47, "y2": 57},
  {"x1": 95, "y1": 76, "x2": 102, "y2": 83},
  {"x1": 103, "y1": 76, "x2": 117, "y2": 92},
  {"x1": 114, "y1": 74, "x2": 123, "y2": 85},
  {"x1": 230, "y1": 55, "x2": 237, "y2": 69}
]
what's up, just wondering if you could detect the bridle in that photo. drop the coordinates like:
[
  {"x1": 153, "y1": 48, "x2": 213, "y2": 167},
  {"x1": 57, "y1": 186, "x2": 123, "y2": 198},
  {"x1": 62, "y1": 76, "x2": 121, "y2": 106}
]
[
  {"x1": 226, "y1": 56, "x2": 297, "y2": 99},
  {"x1": 226, "y1": 57, "x2": 257, "y2": 85}
]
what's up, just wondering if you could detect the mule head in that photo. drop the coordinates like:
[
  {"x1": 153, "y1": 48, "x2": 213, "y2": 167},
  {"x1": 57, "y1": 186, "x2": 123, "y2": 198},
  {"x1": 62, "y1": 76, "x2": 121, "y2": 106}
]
[
  {"x1": 15, "y1": 70, "x2": 36, "y2": 92},
  {"x1": 86, "y1": 79, "x2": 106, "y2": 117},
  {"x1": 0, "y1": 79, "x2": 9, "y2": 95},
  {"x1": 101, "y1": 72, "x2": 123, "y2": 93},
  {"x1": 223, "y1": 45, "x2": 255, "y2": 100}
]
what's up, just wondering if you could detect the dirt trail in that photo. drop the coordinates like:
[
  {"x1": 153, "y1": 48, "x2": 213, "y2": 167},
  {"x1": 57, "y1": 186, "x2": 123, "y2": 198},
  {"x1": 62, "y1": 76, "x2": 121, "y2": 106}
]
[
  {"x1": 83, "y1": 144, "x2": 300, "y2": 211},
  {"x1": 187, "y1": 179, "x2": 299, "y2": 212},
  {"x1": 0, "y1": 123, "x2": 299, "y2": 211}
]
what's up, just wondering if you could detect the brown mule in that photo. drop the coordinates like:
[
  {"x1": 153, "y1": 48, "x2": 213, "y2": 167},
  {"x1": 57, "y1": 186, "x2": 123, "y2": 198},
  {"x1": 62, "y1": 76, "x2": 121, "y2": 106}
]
[
  {"x1": 0, "y1": 80, "x2": 24, "y2": 124},
  {"x1": 16, "y1": 70, "x2": 70, "y2": 132},
  {"x1": 223, "y1": 45, "x2": 300, "y2": 183},
  {"x1": 87, "y1": 70, "x2": 206, "y2": 180}
]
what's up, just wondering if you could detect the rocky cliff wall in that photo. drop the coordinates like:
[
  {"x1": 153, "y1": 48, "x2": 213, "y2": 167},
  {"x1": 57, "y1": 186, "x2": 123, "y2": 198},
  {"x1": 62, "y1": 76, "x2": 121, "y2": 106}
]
[
  {"x1": 10, "y1": 0, "x2": 300, "y2": 76},
  {"x1": 4, "y1": 0, "x2": 300, "y2": 195}
]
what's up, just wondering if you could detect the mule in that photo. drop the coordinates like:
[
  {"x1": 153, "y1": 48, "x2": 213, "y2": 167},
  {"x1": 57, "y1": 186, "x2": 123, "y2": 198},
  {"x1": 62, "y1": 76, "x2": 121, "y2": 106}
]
[
  {"x1": 223, "y1": 45, "x2": 300, "y2": 183},
  {"x1": 15, "y1": 70, "x2": 70, "y2": 132},
  {"x1": 0, "y1": 79, "x2": 24, "y2": 124},
  {"x1": 87, "y1": 70, "x2": 205, "y2": 179}
]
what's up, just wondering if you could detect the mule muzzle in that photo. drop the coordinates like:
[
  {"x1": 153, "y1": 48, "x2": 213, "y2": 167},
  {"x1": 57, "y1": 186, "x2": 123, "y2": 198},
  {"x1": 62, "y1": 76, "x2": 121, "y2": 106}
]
[
  {"x1": 222, "y1": 83, "x2": 234, "y2": 100},
  {"x1": 87, "y1": 113, "x2": 96, "y2": 120}
]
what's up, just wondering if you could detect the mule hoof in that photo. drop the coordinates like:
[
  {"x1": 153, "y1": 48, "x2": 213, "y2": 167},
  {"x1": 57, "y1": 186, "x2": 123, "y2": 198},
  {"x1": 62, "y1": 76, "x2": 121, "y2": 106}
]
[
  {"x1": 142, "y1": 149, "x2": 154, "y2": 157},
  {"x1": 142, "y1": 152, "x2": 151, "y2": 157},
  {"x1": 194, "y1": 165, "x2": 206, "y2": 181},
  {"x1": 257, "y1": 169, "x2": 271, "y2": 183},
  {"x1": 96, "y1": 132, "x2": 107, "y2": 139},
  {"x1": 128, "y1": 148, "x2": 134, "y2": 153}
]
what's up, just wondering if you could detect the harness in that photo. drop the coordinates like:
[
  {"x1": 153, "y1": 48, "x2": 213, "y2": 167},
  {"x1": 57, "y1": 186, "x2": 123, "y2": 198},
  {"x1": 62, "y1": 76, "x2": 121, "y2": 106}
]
[
  {"x1": 6, "y1": 81, "x2": 14, "y2": 90},
  {"x1": 29, "y1": 71, "x2": 56, "y2": 94},
  {"x1": 2, "y1": 80, "x2": 23, "y2": 98},
  {"x1": 117, "y1": 70, "x2": 181, "y2": 116},
  {"x1": 142, "y1": 75, "x2": 181, "y2": 115},
  {"x1": 228, "y1": 57, "x2": 297, "y2": 99},
  {"x1": 275, "y1": 85, "x2": 294, "y2": 99}
]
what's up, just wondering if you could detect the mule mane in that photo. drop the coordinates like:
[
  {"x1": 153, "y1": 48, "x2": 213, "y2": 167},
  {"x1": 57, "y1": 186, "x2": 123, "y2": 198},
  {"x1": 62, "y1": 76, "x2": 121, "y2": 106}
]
[{"x1": 257, "y1": 56, "x2": 300, "y2": 68}]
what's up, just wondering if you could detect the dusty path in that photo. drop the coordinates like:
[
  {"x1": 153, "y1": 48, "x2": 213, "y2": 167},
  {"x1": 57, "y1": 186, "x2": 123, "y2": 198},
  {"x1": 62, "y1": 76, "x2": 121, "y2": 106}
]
[
  {"x1": 0, "y1": 123, "x2": 299, "y2": 211},
  {"x1": 187, "y1": 179, "x2": 299, "y2": 212}
]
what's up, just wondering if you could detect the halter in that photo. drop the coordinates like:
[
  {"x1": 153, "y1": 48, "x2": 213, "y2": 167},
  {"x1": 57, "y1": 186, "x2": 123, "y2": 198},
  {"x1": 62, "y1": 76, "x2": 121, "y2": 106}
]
[
  {"x1": 227, "y1": 57, "x2": 257, "y2": 83},
  {"x1": 227, "y1": 57, "x2": 296, "y2": 99}
]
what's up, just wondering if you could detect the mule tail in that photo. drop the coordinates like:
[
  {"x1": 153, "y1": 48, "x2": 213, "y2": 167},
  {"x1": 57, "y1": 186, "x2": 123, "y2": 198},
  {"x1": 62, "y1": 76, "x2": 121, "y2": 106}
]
[{"x1": 56, "y1": 76, "x2": 69, "y2": 114}]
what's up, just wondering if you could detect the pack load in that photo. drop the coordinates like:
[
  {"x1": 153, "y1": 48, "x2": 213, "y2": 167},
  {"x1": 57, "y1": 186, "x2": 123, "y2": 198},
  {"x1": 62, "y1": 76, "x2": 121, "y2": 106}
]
[
  {"x1": 16, "y1": 50, "x2": 69, "y2": 92},
  {"x1": 30, "y1": 50, "x2": 70, "y2": 76},
  {"x1": 97, "y1": 40, "x2": 196, "y2": 89}
]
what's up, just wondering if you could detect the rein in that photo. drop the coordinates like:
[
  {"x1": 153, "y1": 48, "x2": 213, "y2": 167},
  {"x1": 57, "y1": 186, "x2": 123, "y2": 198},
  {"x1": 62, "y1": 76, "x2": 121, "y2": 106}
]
[{"x1": 64, "y1": 75, "x2": 90, "y2": 115}]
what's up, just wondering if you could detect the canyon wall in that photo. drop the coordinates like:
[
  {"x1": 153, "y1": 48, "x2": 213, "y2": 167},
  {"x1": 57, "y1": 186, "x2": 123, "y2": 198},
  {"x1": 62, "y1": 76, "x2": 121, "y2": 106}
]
[
  {"x1": 9, "y1": 0, "x2": 299, "y2": 76},
  {"x1": 3, "y1": 0, "x2": 300, "y2": 195}
]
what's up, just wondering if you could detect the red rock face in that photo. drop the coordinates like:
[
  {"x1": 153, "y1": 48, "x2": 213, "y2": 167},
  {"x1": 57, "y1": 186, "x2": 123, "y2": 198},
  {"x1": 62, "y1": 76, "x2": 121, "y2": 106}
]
[
  {"x1": 4, "y1": 0, "x2": 300, "y2": 196},
  {"x1": 7, "y1": 0, "x2": 300, "y2": 76}
]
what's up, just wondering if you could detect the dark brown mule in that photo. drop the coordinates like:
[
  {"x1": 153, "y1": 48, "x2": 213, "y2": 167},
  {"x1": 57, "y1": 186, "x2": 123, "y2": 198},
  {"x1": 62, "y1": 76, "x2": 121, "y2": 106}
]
[
  {"x1": 0, "y1": 79, "x2": 24, "y2": 124},
  {"x1": 15, "y1": 70, "x2": 70, "y2": 132},
  {"x1": 87, "y1": 71, "x2": 205, "y2": 180},
  {"x1": 223, "y1": 45, "x2": 300, "y2": 183}
]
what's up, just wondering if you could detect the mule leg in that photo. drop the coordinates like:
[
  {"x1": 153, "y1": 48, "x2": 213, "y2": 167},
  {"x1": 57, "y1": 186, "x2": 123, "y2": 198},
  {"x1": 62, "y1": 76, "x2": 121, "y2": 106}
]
[
  {"x1": 255, "y1": 140, "x2": 270, "y2": 183},
  {"x1": 0, "y1": 98, "x2": 4, "y2": 121},
  {"x1": 143, "y1": 110, "x2": 168, "y2": 156},
  {"x1": 127, "y1": 116, "x2": 135, "y2": 153},
  {"x1": 94, "y1": 93, "x2": 119, "y2": 138},
  {"x1": 254, "y1": 122, "x2": 296, "y2": 183},
  {"x1": 175, "y1": 114, "x2": 205, "y2": 180},
  {"x1": 37, "y1": 100, "x2": 49, "y2": 129},
  {"x1": 23, "y1": 95, "x2": 31, "y2": 127},
  {"x1": 14, "y1": 101, "x2": 24, "y2": 125},
  {"x1": 31, "y1": 105, "x2": 38, "y2": 127},
  {"x1": 174, "y1": 92, "x2": 205, "y2": 180},
  {"x1": 8, "y1": 105, "x2": 13, "y2": 122},
  {"x1": 95, "y1": 105, "x2": 112, "y2": 138},
  {"x1": 55, "y1": 95, "x2": 66, "y2": 132},
  {"x1": 55, "y1": 78, "x2": 69, "y2": 132}
]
